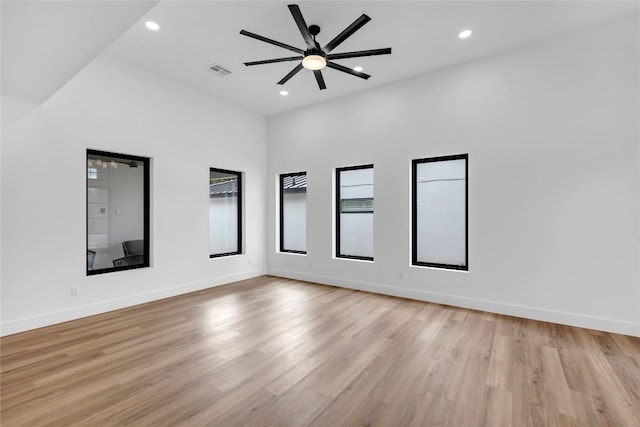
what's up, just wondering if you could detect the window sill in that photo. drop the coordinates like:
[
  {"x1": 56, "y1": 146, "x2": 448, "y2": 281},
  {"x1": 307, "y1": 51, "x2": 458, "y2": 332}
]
[
  {"x1": 335, "y1": 256, "x2": 374, "y2": 263},
  {"x1": 411, "y1": 263, "x2": 468, "y2": 273}
]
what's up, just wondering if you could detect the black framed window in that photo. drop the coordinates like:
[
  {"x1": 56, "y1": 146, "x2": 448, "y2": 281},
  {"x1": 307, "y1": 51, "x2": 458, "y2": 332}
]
[
  {"x1": 279, "y1": 172, "x2": 307, "y2": 254},
  {"x1": 412, "y1": 154, "x2": 468, "y2": 270},
  {"x1": 87, "y1": 149, "x2": 150, "y2": 275},
  {"x1": 336, "y1": 164, "x2": 374, "y2": 261},
  {"x1": 209, "y1": 168, "x2": 242, "y2": 257}
]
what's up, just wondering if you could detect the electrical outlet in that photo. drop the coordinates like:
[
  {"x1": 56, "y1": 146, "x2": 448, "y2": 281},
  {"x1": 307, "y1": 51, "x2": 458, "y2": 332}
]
[
  {"x1": 71, "y1": 288, "x2": 78, "y2": 297},
  {"x1": 248, "y1": 257, "x2": 252, "y2": 265},
  {"x1": 399, "y1": 272, "x2": 406, "y2": 279}
]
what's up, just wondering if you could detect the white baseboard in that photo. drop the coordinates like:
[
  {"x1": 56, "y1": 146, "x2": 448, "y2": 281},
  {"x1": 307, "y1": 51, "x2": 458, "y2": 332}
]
[
  {"x1": 268, "y1": 268, "x2": 640, "y2": 337},
  {"x1": 5, "y1": 268, "x2": 637, "y2": 337},
  {"x1": 1, "y1": 269, "x2": 265, "y2": 336}
]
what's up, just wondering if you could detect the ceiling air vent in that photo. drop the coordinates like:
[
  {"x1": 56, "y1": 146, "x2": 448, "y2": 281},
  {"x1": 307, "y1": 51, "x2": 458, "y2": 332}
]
[{"x1": 207, "y1": 63, "x2": 232, "y2": 76}]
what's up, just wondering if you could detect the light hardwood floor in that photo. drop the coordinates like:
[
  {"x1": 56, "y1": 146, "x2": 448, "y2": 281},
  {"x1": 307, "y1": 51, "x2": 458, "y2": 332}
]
[{"x1": 1, "y1": 275, "x2": 639, "y2": 426}]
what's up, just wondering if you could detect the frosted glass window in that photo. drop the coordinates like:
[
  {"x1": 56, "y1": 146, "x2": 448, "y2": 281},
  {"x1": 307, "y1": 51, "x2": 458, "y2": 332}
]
[
  {"x1": 412, "y1": 154, "x2": 468, "y2": 270},
  {"x1": 209, "y1": 168, "x2": 242, "y2": 257},
  {"x1": 336, "y1": 165, "x2": 374, "y2": 260},
  {"x1": 280, "y1": 172, "x2": 307, "y2": 253},
  {"x1": 87, "y1": 149, "x2": 149, "y2": 275}
]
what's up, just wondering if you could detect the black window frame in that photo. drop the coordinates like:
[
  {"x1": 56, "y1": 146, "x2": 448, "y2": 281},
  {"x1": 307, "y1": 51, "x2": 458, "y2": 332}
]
[
  {"x1": 279, "y1": 171, "x2": 307, "y2": 254},
  {"x1": 411, "y1": 154, "x2": 468, "y2": 271},
  {"x1": 336, "y1": 164, "x2": 374, "y2": 261},
  {"x1": 209, "y1": 167, "x2": 243, "y2": 258},
  {"x1": 86, "y1": 149, "x2": 150, "y2": 276}
]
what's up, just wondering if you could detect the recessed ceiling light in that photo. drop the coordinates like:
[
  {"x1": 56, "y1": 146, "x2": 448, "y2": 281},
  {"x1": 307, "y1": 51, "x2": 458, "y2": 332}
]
[
  {"x1": 279, "y1": 90, "x2": 288, "y2": 96},
  {"x1": 145, "y1": 21, "x2": 160, "y2": 31},
  {"x1": 353, "y1": 66, "x2": 363, "y2": 72},
  {"x1": 458, "y1": 29, "x2": 472, "y2": 39}
]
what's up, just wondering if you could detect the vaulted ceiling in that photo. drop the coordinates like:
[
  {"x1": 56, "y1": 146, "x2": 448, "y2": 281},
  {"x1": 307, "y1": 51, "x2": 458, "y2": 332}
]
[
  {"x1": 1, "y1": 1, "x2": 157, "y2": 104},
  {"x1": 2, "y1": 1, "x2": 637, "y2": 116}
]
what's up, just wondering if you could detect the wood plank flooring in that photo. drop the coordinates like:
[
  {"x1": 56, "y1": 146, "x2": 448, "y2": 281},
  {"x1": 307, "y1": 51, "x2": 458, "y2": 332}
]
[{"x1": 1, "y1": 275, "x2": 639, "y2": 426}]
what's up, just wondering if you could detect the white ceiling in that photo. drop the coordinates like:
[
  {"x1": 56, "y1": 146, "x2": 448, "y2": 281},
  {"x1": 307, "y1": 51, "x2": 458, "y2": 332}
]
[
  {"x1": 1, "y1": 0, "x2": 157, "y2": 104},
  {"x1": 2, "y1": 1, "x2": 637, "y2": 116}
]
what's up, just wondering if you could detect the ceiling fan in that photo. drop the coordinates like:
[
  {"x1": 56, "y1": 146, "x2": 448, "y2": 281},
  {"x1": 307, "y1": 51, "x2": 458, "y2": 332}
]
[{"x1": 240, "y1": 4, "x2": 391, "y2": 90}]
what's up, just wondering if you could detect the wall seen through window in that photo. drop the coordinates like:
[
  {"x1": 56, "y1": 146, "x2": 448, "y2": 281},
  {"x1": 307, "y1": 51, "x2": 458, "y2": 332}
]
[
  {"x1": 280, "y1": 172, "x2": 307, "y2": 253},
  {"x1": 87, "y1": 149, "x2": 149, "y2": 275},
  {"x1": 336, "y1": 165, "x2": 374, "y2": 260},
  {"x1": 209, "y1": 168, "x2": 242, "y2": 257},
  {"x1": 412, "y1": 154, "x2": 468, "y2": 270}
]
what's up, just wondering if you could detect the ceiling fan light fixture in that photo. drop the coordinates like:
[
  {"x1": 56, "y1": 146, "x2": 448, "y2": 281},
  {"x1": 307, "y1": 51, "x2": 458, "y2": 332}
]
[
  {"x1": 145, "y1": 21, "x2": 160, "y2": 31},
  {"x1": 302, "y1": 54, "x2": 326, "y2": 70}
]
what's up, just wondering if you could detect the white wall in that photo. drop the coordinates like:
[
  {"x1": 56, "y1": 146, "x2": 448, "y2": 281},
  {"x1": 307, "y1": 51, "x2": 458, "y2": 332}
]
[
  {"x1": 339, "y1": 214, "x2": 374, "y2": 258},
  {"x1": 339, "y1": 167, "x2": 374, "y2": 258},
  {"x1": 415, "y1": 159, "x2": 466, "y2": 266},
  {"x1": 88, "y1": 163, "x2": 145, "y2": 269},
  {"x1": 209, "y1": 196, "x2": 238, "y2": 255},
  {"x1": 282, "y1": 192, "x2": 307, "y2": 252},
  {"x1": 1, "y1": 54, "x2": 267, "y2": 335},
  {"x1": 1, "y1": 95, "x2": 39, "y2": 128},
  {"x1": 266, "y1": 18, "x2": 639, "y2": 336}
]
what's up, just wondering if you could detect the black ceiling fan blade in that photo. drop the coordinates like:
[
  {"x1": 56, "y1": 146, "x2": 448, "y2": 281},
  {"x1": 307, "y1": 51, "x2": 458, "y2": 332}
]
[
  {"x1": 288, "y1": 4, "x2": 315, "y2": 50},
  {"x1": 278, "y1": 63, "x2": 304, "y2": 85},
  {"x1": 327, "y1": 48, "x2": 391, "y2": 60},
  {"x1": 244, "y1": 56, "x2": 303, "y2": 66},
  {"x1": 240, "y1": 30, "x2": 304, "y2": 54},
  {"x1": 322, "y1": 14, "x2": 371, "y2": 53},
  {"x1": 313, "y1": 70, "x2": 327, "y2": 90},
  {"x1": 326, "y1": 61, "x2": 371, "y2": 80}
]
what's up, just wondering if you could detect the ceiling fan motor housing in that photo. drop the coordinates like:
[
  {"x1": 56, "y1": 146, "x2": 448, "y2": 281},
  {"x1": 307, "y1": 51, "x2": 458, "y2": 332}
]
[{"x1": 309, "y1": 24, "x2": 321, "y2": 36}]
